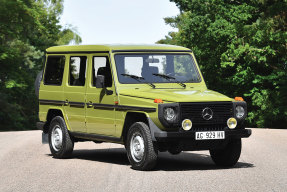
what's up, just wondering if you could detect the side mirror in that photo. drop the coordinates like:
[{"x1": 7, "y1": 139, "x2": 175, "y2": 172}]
[
  {"x1": 96, "y1": 75, "x2": 105, "y2": 88},
  {"x1": 95, "y1": 75, "x2": 113, "y2": 95}
]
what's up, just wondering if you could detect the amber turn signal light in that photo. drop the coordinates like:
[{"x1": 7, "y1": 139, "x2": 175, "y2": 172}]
[
  {"x1": 235, "y1": 97, "x2": 244, "y2": 101},
  {"x1": 154, "y1": 99, "x2": 163, "y2": 103}
]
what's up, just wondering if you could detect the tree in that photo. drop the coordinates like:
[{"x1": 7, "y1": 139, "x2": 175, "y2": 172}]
[
  {"x1": 158, "y1": 0, "x2": 287, "y2": 128},
  {"x1": 0, "y1": 0, "x2": 81, "y2": 131}
]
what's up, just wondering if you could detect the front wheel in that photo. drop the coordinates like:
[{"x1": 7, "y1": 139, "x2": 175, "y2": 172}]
[
  {"x1": 126, "y1": 122, "x2": 158, "y2": 170},
  {"x1": 48, "y1": 116, "x2": 74, "y2": 158},
  {"x1": 209, "y1": 139, "x2": 242, "y2": 167}
]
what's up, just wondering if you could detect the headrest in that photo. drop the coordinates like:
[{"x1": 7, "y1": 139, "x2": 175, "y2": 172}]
[{"x1": 97, "y1": 67, "x2": 108, "y2": 76}]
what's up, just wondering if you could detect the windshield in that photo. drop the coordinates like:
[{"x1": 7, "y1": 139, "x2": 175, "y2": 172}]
[{"x1": 114, "y1": 54, "x2": 201, "y2": 84}]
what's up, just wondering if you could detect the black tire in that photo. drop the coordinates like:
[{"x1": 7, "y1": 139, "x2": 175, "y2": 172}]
[
  {"x1": 34, "y1": 70, "x2": 43, "y2": 99},
  {"x1": 168, "y1": 148, "x2": 182, "y2": 155},
  {"x1": 210, "y1": 139, "x2": 242, "y2": 167},
  {"x1": 48, "y1": 116, "x2": 74, "y2": 158},
  {"x1": 126, "y1": 122, "x2": 158, "y2": 170}
]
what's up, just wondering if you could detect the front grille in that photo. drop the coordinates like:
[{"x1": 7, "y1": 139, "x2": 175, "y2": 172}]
[{"x1": 180, "y1": 102, "x2": 233, "y2": 131}]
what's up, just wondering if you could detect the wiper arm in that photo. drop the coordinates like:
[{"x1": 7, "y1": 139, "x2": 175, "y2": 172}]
[
  {"x1": 152, "y1": 73, "x2": 186, "y2": 88},
  {"x1": 152, "y1": 73, "x2": 175, "y2": 80},
  {"x1": 121, "y1": 73, "x2": 144, "y2": 82},
  {"x1": 121, "y1": 74, "x2": 156, "y2": 88}
]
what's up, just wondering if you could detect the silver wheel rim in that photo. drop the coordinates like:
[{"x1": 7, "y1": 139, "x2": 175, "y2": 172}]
[
  {"x1": 130, "y1": 133, "x2": 145, "y2": 162},
  {"x1": 51, "y1": 125, "x2": 63, "y2": 151}
]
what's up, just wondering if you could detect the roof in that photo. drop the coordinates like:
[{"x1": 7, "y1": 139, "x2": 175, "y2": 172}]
[{"x1": 46, "y1": 44, "x2": 191, "y2": 53}]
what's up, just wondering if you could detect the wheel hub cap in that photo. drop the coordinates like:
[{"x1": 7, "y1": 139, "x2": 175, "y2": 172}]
[
  {"x1": 51, "y1": 125, "x2": 63, "y2": 151},
  {"x1": 130, "y1": 134, "x2": 144, "y2": 162}
]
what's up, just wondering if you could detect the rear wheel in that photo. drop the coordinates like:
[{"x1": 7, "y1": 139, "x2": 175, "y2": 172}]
[
  {"x1": 168, "y1": 142, "x2": 182, "y2": 155},
  {"x1": 209, "y1": 139, "x2": 242, "y2": 167},
  {"x1": 126, "y1": 122, "x2": 158, "y2": 170},
  {"x1": 48, "y1": 116, "x2": 74, "y2": 158}
]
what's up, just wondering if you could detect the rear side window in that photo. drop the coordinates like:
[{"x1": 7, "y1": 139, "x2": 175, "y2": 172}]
[
  {"x1": 44, "y1": 56, "x2": 65, "y2": 85},
  {"x1": 69, "y1": 56, "x2": 87, "y2": 86}
]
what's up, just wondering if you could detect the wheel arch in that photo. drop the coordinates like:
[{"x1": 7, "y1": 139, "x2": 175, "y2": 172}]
[
  {"x1": 121, "y1": 111, "x2": 150, "y2": 145},
  {"x1": 43, "y1": 108, "x2": 70, "y2": 133}
]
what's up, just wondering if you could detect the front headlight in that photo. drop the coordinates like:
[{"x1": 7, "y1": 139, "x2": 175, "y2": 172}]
[
  {"x1": 158, "y1": 103, "x2": 180, "y2": 128},
  {"x1": 164, "y1": 107, "x2": 176, "y2": 122},
  {"x1": 235, "y1": 106, "x2": 245, "y2": 119}
]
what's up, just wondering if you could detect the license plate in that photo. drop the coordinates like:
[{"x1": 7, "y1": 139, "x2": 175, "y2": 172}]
[{"x1": 195, "y1": 131, "x2": 225, "y2": 140}]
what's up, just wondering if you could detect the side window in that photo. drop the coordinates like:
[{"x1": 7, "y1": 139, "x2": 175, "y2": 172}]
[
  {"x1": 93, "y1": 56, "x2": 112, "y2": 87},
  {"x1": 44, "y1": 56, "x2": 65, "y2": 85},
  {"x1": 69, "y1": 56, "x2": 87, "y2": 86}
]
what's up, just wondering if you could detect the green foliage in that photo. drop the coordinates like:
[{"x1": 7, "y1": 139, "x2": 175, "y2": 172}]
[
  {"x1": 0, "y1": 0, "x2": 81, "y2": 131},
  {"x1": 159, "y1": 0, "x2": 287, "y2": 128}
]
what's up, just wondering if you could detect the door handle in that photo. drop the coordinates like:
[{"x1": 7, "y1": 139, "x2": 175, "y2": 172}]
[
  {"x1": 64, "y1": 100, "x2": 69, "y2": 106},
  {"x1": 87, "y1": 101, "x2": 93, "y2": 108}
]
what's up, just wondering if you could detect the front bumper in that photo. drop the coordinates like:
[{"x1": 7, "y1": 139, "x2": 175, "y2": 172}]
[
  {"x1": 148, "y1": 118, "x2": 252, "y2": 142},
  {"x1": 154, "y1": 129, "x2": 252, "y2": 142}
]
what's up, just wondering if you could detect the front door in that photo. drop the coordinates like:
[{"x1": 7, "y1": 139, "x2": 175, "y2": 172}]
[
  {"x1": 64, "y1": 55, "x2": 87, "y2": 133},
  {"x1": 86, "y1": 54, "x2": 116, "y2": 136}
]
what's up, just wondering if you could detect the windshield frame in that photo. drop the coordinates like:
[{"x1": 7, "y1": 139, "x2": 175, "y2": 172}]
[{"x1": 113, "y1": 53, "x2": 202, "y2": 85}]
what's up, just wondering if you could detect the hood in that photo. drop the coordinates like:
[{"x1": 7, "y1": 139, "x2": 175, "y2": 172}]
[{"x1": 119, "y1": 88, "x2": 233, "y2": 102}]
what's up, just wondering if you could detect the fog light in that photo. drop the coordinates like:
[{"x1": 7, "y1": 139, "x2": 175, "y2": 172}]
[
  {"x1": 182, "y1": 119, "x2": 192, "y2": 131},
  {"x1": 227, "y1": 118, "x2": 237, "y2": 129}
]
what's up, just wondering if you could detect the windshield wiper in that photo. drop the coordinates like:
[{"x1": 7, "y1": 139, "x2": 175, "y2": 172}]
[
  {"x1": 121, "y1": 74, "x2": 156, "y2": 88},
  {"x1": 152, "y1": 73, "x2": 186, "y2": 88}
]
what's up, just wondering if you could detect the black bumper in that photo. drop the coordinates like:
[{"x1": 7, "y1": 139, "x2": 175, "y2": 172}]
[{"x1": 154, "y1": 129, "x2": 252, "y2": 142}]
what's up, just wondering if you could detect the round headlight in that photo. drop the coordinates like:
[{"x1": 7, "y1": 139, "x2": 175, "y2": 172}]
[
  {"x1": 227, "y1": 118, "x2": 237, "y2": 129},
  {"x1": 164, "y1": 107, "x2": 176, "y2": 121},
  {"x1": 182, "y1": 119, "x2": 192, "y2": 131},
  {"x1": 235, "y1": 106, "x2": 245, "y2": 119}
]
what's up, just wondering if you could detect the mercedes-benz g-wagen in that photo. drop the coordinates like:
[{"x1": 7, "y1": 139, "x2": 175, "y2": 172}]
[{"x1": 36, "y1": 44, "x2": 251, "y2": 170}]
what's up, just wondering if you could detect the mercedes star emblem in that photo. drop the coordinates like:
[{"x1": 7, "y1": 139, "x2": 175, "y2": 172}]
[{"x1": 202, "y1": 107, "x2": 213, "y2": 120}]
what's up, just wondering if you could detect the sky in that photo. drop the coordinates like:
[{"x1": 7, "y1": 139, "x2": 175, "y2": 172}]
[{"x1": 59, "y1": 0, "x2": 180, "y2": 45}]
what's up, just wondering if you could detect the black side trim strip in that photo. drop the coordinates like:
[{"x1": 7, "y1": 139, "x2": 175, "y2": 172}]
[
  {"x1": 39, "y1": 99, "x2": 156, "y2": 112},
  {"x1": 93, "y1": 103, "x2": 115, "y2": 109},
  {"x1": 70, "y1": 132, "x2": 122, "y2": 143},
  {"x1": 69, "y1": 102, "x2": 85, "y2": 107},
  {"x1": 39, "y1": 99, "x2": 85, "y2": 107},
  {"x1": 39, "y1": 99, "x2": 65, "y2": 105},
  {"x1": 46, "y1": 51, "x2": 109, "y2": 54},
  {"x1": 116, "y1": 105, "x2": 156, "y2": 112},
  {"x1": 92, "y1": 103, "x2": 156, "y2": 112},
  {"x1": 112, "y1": 49, "x2": 192, "y2": 53}
]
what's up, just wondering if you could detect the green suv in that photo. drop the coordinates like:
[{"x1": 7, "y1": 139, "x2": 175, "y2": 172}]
[{"x1": 36, "y1": 44, "x2": 251, "y2": 170}]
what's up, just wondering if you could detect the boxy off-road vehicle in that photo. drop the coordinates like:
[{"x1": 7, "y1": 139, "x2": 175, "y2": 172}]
[{"x1": 36, "y1": 44, "x2": 251, "y2": 170}]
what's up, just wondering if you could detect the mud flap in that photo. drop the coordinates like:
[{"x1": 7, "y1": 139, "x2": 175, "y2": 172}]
[{"x1": 42, "y1": 132, "x2": 48, "y2": 144}]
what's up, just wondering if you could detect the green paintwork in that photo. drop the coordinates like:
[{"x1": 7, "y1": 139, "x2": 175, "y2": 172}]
[
  {"x1": 46, "y1": 44, "x2": 191, "y2": 53},
  {"x1": 39, "y1": 44, "x2": 236, "y2": 140},
  {"x1": 118, "y1": 88, "x2": 233, "y2": 103}
]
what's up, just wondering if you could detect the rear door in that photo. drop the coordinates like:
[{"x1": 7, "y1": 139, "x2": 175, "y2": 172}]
[
  {"x1": 86, "y1": 54, "x2": 116, "y2": 136},
  {"x1": 63, "y1": 55, "x2": 87, "y2": 133}
]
